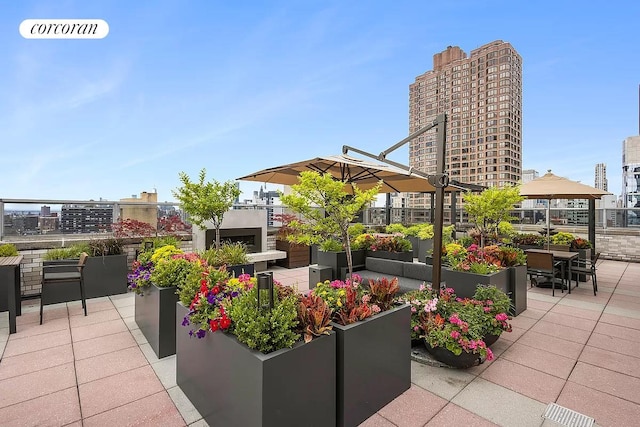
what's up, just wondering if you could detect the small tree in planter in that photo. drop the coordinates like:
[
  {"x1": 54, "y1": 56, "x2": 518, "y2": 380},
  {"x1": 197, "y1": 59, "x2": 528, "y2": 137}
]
[
  {"x1": 463, "y1": 185, "x2": 524, "y2": 247},
  {"x1": 280, "y1": 171, "x2": 380, "y2": 278},
  {"x1": 172, "y1": 168, "x2": 241, "y2": 250}
]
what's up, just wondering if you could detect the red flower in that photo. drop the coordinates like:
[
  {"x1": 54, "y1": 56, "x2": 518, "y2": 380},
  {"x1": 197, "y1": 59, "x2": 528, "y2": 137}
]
[
  {"x1": 212, "y1": 285, "x2": 220, "y2": 295},
  {"x1": 209, "y1": 319, "x2": 219, "y2": 331},
  {"x1": 219, "y1": 316, "x2": 231, "y2": 329}
]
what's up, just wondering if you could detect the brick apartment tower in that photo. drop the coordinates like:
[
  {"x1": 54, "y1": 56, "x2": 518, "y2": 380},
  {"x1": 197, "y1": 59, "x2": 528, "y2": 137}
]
[{"x1": 407, "y1": 40, "x2": 523, "y2": 209}]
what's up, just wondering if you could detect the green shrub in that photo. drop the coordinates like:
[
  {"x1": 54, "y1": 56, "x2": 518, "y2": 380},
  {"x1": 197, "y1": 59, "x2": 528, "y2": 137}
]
[
  {"x1": 319, "y1": 238, "x2": 343, "y2": 252},
  {"x1": 150, "y1": 257, "x2": 199, "y2": 288},
  {"x1": 385, "y1": 223, "x2": 406, "y2": 234},
  {"x1": 457, "y1": 235, "x2": 474, "y2": 248},
  {"x1": 201, "y1": 241, "x2": 249, "y2": 267},
  {"x1": 351, "y1": 233, "x2": 375, "y2": 251},
  {"x1": 88, "y1": 238, "x2": 123, "y2": 256},
  {"x1": 0, "y1": 243, "x2": 18, "y2": 257},
  {"x1": 347, "y1": 223, "x2": 367, "y2": 238},
  {"x1": 370, "y1": 235, "x2": 412, "y2": 252},
  {"x1": 227, "y1": 285, "x2": 300, "y2": 353},
  {"x1": 44, "y1": 243, "x2": 90, "y2": 260},
  {"x1": 551, "y1": 232, "x2": 574, "y2": 245}
]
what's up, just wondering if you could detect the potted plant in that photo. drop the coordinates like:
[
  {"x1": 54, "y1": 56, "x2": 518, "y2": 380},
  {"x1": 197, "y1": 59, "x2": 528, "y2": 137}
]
[
  {"x1": 0, "y1": 243, "x2": 20, "y2": 317},
  {"x1": 313, "y1": 274, "x2": 411, "y2": 427},
  {"x1": 172, "y1": 168, "x2": 241, "y2": 250},
  {"x1": 43, "y1": 239, "x2": 127, "y2": 300},
  {"x1": 512, "y1": 233, "x2": 545, "y2": 250},
  {"x1": 200, "y1": 241, "x2": 254, "y2": 277},
  {"x1": 403, "y1": 285, "x2": 494, "y2": 368},
  {"x1": 548, "y1": 231, "x2": 575, "y2": 251},
  {"x1": 273, "y1": 213, "x2": 310, "y2": 268},
  {"x1": 366, "y1": 235, "x2": 413, "y2": 262},
  {"x1": 134, "y1": 248, "x2": 205, "y2": 358},
  {"x1": 404, "y1": 223, "x2": 434, "y2": 261},
  {"x1": 440, "y1": 243, "x2": 509, "y2": 299},
  {"x1": 176, "y1": 273, "x2": 336, "y2": 426},
  {"x1": 280, "y1": 171, "x2": 380, "y2": 280},
  {"x1": 463, "y1": 185, "x2": 524, "y2": 247},
  {"x1": 468, "y1": 285, "x2": 513, "y2": 346}
]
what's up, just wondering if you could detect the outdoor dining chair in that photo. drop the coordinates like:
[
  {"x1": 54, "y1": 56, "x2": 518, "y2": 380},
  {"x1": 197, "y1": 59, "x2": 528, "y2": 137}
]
[
  {"x1": 526, "y1": 251, "x2": 565, "y2": 297},
  {"x1": 40, "y1": 252, "x2": 88, "y2": 324},
  {"x1": 571, "y1": 252, "x2": 600, "y2": 296}
]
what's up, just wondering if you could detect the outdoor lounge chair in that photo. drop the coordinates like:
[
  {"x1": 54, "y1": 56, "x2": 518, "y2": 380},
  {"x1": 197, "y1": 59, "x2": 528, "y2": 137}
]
[{"x1": 40, "y1": 252, "x2": 88, "y2": 324}]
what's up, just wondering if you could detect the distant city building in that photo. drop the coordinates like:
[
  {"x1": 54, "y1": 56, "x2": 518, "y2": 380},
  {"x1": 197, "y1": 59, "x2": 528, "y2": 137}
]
[
  {"x1": 622, "y1": 135, "x2": 640, "y2": 208},
  {"x1": 407, "y1": 40, "x2": 523, "y2": 212},
  {"x1": 119, "y1": 191, "x2": 158, "y2": 229},
  {"x1": 40, "y1": 205, "x2": 51, "y2": 217},
  {"x1": 595, "y1": 163, "x2": 608, "y2": 191},
  {"x1": 60, "y1": 204, "x2": 113, "y2": 234},
  {"x1": 250, "y1": 186, "x2": 281, "y2": 226}
]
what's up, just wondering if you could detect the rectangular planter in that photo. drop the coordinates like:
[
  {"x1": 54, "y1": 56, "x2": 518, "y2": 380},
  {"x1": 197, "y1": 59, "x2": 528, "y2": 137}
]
[
  {"x1": 508, "y1": 265, "x2": 527, "y2": 316},
  {"x1": 417, "y1": 239, "x2": 433, "y2": 263},
  {"x1": 407, "y1": 236, "x2": 419, "y2": 258},
  {"x1": 317, "y1": 250, "x2": 366, "y2": 281},
  {"x1": 176, "y1": 303, "x2": 336, "y2": 427},
  {"x1": 42, "y1": 254, "x2": 128, "y2": 303},
  {"x1": 135, "y1": 284, "x2": 178, "y2": 358},
  {"x1": 333, "y1": 303, "x2": 411, "y2": 427},
  {"x1": 275, "y1": 240, "x2": 310, "y2": 268},
  {"x1": 441, "y1": 268, "x2": 509, "y2": 299},
  {"x1": 365, "y1": 250, "x2": 413, "y2": 262}
]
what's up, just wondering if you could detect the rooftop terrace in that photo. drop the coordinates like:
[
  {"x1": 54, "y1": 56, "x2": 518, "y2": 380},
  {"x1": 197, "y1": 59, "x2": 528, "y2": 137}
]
[{"x1": 1, "y1": 259, "x2": 639, "y2": 426}]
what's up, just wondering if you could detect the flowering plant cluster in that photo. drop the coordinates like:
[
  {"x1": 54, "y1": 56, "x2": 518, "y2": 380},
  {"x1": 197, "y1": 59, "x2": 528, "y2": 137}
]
[
  {"x1": 182, "y1": 268, "x2": 252, "y2": 338},
  {"x1": 397, "y1": 284, "x2": 513, "y2": 362},
  {"x1": 571, "y1": 237, "x2": 593, "y2": 249},
  {"x1": 127, "y1": 243, "x2": 189, "y2": 295},
  {"x1": 311, "y1": 274, "x2": 401, "y2": 326},
  {"x1": 369, "y1": 235, "x2": 412, "y2": 253}
]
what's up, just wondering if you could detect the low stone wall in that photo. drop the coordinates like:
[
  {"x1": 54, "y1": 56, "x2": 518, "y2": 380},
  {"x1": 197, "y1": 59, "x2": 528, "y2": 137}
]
[{"x1": 9, "y1": 236, "x2": 192, "y2": 298}]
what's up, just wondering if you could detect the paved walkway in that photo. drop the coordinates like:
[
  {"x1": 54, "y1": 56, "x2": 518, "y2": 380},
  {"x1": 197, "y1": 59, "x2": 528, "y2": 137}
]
[{"x1": 1, "y1": 260, "x2": 639, "y2": 426}]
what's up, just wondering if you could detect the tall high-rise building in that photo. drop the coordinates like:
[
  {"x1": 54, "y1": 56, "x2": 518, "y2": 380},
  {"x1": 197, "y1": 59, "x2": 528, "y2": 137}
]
[
  {"x1": 407, "y1": 40, "x2": 523, "y2": 209},
  {"x1": 595, "y1": 163, "x2": 608, "y2": 191},
  {"x1": 622, "y1": 135, "x2": 640, "y2": 208},
  {"x1": 60, "y1": 204, "x2": 113, "y2": 234}
]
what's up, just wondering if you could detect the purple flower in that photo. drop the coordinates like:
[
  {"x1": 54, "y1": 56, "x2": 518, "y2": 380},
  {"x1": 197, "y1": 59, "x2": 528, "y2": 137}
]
[
  {"x1": 207, "y1": 293, "x2": 216, "y2": 304},
  {"x1": 195, "y1": 329, "x2": 206, "y2": 339},
  {"x1": 181, "y1": 316, "x2": 190, "y2": 326}
]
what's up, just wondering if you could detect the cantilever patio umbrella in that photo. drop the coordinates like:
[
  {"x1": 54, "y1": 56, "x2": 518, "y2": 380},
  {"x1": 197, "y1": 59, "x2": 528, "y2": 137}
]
[
  {"x1": 237, "y1": 154, "x2": 478, "y2": 194},
  {"x1": 519, "y1": 170, "x2": 611, "y2": 250}
]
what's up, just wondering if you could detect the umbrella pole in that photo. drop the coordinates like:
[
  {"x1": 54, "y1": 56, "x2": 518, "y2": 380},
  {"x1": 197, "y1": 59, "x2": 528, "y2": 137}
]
[{"x1": 547, "y1": 202, "x2": 551, "y2": 251}]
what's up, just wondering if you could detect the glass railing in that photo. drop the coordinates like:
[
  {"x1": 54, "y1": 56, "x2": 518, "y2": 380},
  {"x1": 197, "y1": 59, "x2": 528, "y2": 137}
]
[{"x1": 3, "y1": 197, "x2": 640, "y2": 242}]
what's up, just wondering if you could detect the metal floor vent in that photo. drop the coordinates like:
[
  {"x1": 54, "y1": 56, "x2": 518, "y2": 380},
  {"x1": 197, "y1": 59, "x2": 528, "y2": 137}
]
[{"x1": 543, "y1": 403, "x2": 595, "y2": 427}]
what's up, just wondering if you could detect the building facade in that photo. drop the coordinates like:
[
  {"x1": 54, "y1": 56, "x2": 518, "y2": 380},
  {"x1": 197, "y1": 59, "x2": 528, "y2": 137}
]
[
  {"x1": 595, "y1": 163, "x2": 608, "y2": 191},
  {"x1": 407, "y1": 40, "x2": 523, "y2": 209},
  {"x1": 60, "y1": 204, "x2": 113, "y2": 234},
  {"x1": 120, "y1": 191, "x2": 158, "y2": 228},
  {"x1": 622, "y1": 136, "x2": 640, "y2": 209}
]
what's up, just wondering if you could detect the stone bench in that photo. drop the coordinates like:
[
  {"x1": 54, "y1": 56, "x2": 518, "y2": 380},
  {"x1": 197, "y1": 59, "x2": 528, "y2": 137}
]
[{"x1": 247, "y1": 250, "x2": 287, "y2": 272}]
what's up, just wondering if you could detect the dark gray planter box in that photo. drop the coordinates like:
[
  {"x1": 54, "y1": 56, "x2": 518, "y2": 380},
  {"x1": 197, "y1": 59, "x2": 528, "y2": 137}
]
[
  {"x1": 42, "y1": 254, "x2": 128, "y2": 303},
  {"x1": 176, "y1": 302, "x2": 336, "y2": 427},
  {"x1": 317, "y1": 250, "x2": 366, "y2": 281},
  {"x1": 333, "y1": 303, "x2": 411, "y2": 427},
  {"x1": 441, "y1": 268, "x2": 509, "y2": 299},
  {"x1": 310, "y1": 244, "x2": 319, "y2": 265},
  {"x1": 417, "y1": 239, "x2": 433, "y2": 263},
  {"x1": 135, "y1": 284, "x2": 178, "y2": 358},
  {"x1": 407, "y1": 236, "x2": 419, "y2": 258},
  {"x1": 224, "y1": 263, "x2": 255, "y2": 278},
  {"x1": 508, "y1": 265, "x2": 527, "y2": 316},
  {"x1": 365, "y1": 250, "x2": 413, "y2": 262}
]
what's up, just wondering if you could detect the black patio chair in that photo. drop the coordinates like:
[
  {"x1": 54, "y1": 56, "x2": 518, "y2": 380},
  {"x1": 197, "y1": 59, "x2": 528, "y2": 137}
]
[
  {"x1": 40, "y1": 252, "x2": 88, "y2": 324},
  {"x1": 527, "y1": 251, "x2": 565, "y2": 297},
  {"x1": 571, "y1": 252, "x2": 600, "y2": 296}
]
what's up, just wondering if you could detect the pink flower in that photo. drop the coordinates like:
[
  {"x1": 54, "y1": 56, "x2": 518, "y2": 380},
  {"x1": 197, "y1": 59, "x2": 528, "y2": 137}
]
[
  {"x1": 423, "y1": 298, "x2": 438, "y2": 313},
  {"x1": 411, "y1": 306, "x2": 417, "y2": 313},
  {"x1": 486, "y1": 347, "x2": 494, "y2": 361},
  {"x1": 362, "y1": 294, "x2": 371, "y2": 304},
  {"x1": 371, "y1": 304, "x2": 381, "y2": 314},
  {"x1": 419, "y1": 284, "x2": 426, "y2": 292},
  {"x1": 413, "y1": 326, "x2": 420, "y2": 332},
  {"x1": 238, "y1": 274, "x2": 251, "y2": 283},
  {"x1": 450, "y1": 331, "x2": 461, "y2": 339},
  {"x1": 495, "y1": 313, "x2": 509, "y2": 322}
]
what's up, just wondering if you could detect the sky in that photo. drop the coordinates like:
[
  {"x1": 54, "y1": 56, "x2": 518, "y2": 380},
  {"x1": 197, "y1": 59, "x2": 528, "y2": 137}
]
[{"x1": 1, "y1": 0, "x2": 639, "y2": 207}]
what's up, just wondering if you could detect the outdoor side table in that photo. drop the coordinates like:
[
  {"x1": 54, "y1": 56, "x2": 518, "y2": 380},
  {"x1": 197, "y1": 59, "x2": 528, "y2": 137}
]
[{"x1": 0, "y1": 255, "x2": 23, "y2": 334}]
